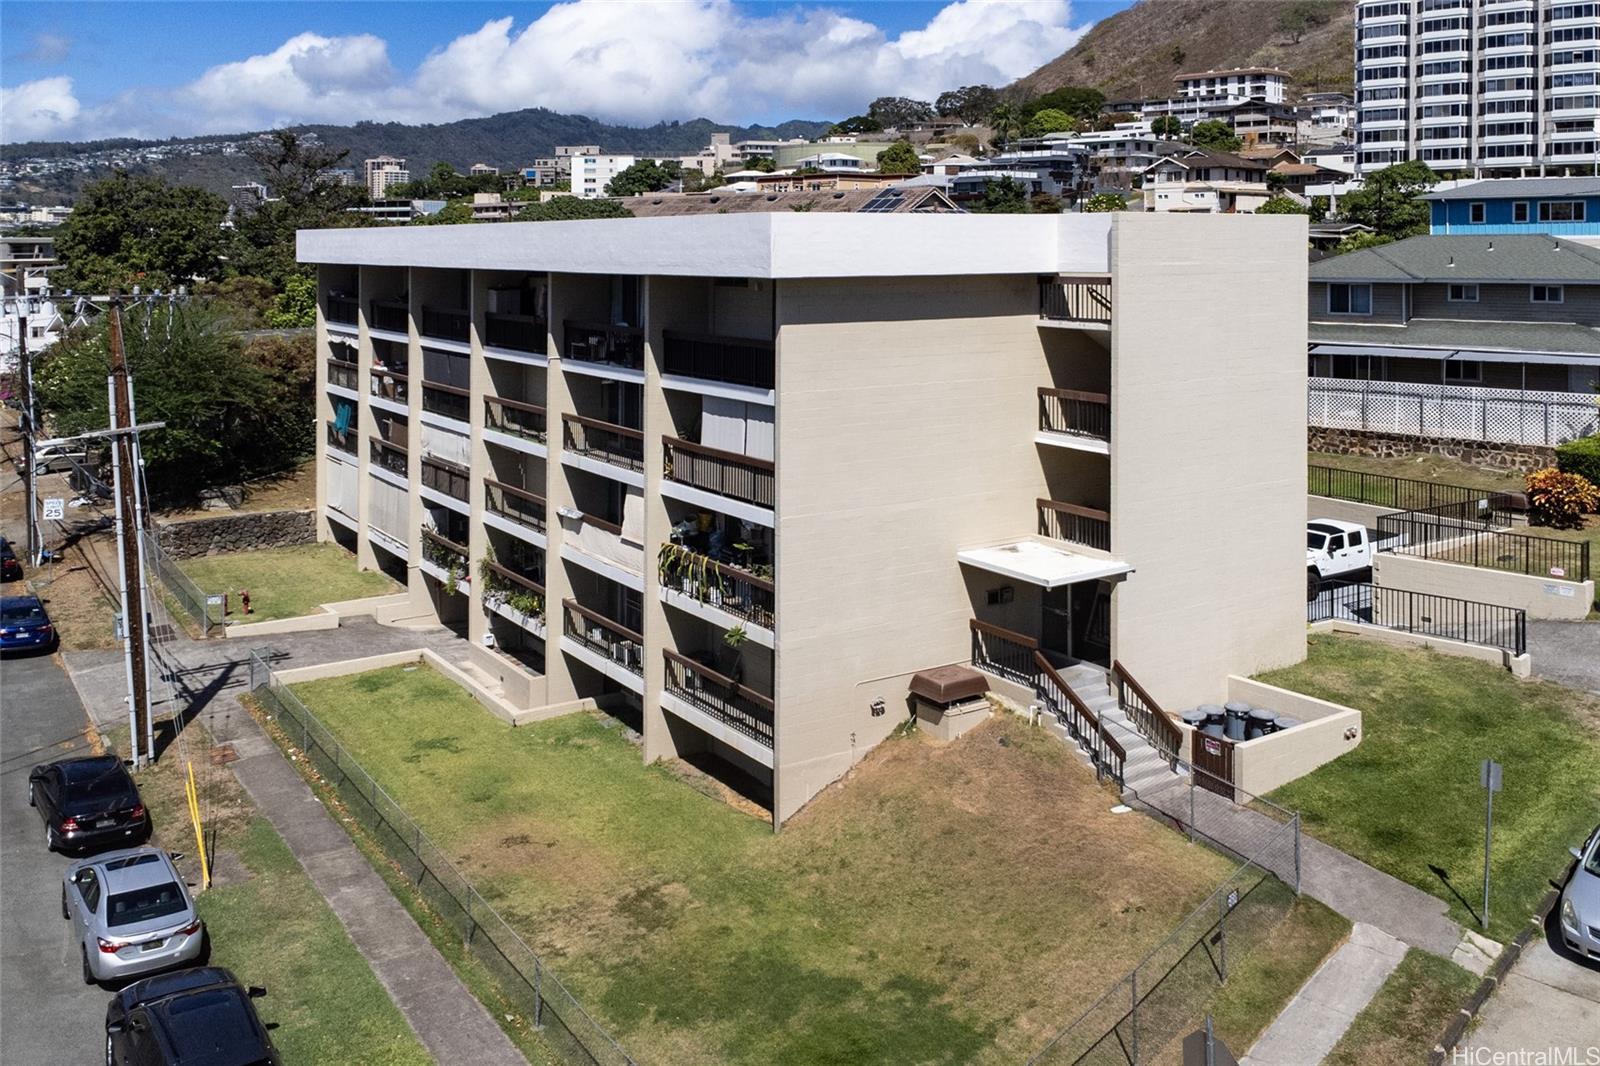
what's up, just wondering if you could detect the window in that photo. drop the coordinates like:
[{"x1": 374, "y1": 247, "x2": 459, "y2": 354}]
[
  {"x1": 1326, "y1": 534, "x2": 1346, "y2": 553},
  {"x1": 1513, "y1": 202, "x2": 1529, "y2": 222},
  {"x1": 1445, "y1": 360, "x2": 1482, "y2": 382},
  {"x1": 1448, "y1": 283, "x2": 1479, "y2": 301},
  {"x1": 1538, "y1": 201, "x2": 1586, "y2": 222},
  {"x1": 1348, "y1": 530, "x2": 1365, "y2": 548},
  {"x1": 1469, "y1": 202, "x2": 1486, "y2": 223},
  {"x1": 1532, "y1": 285, "x2": 1565, "y2": 303},
  {"x1": 1328, "y1": 284, "x2": 1373, "y2": 315}
]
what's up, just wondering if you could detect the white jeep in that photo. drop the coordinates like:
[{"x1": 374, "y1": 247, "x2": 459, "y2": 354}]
[{"x1": 1307, "y1": 519, "x2": 1374, "y2": 601}]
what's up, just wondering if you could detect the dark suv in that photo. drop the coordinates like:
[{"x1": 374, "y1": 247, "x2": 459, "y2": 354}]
[{"x1": 106, "y1": 967, "x2": 279, "y2": 1066}]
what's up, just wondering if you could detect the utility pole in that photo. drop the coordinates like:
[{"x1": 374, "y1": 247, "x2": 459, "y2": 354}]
[
  {"x1": 107, "y1": 302, "x2": 154, "y2": 766},
  {"x1": 18, "y1": 314, "x2": 40, "y2": 562}
]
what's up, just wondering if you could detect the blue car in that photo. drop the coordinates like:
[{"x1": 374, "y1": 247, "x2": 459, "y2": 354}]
[{"x1": 0, "y1": 594, "x2": 57, "y2": 654}]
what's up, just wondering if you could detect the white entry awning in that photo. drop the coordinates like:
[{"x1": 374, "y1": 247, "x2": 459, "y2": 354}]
[{"x1": 957, "y1": 538, "x2": 1133, "y2": 589}]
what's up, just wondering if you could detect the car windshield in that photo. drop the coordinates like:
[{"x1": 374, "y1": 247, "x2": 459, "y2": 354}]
[
  {"x1": 1307, "y1": 533, "x2": 1327, "y2": 550},
  {"x1": 106, "y1": 883, "x2": 186, "y2": 927},
  {"x1": 1, "y1": 602, "x2": 43, "y2": 623}
]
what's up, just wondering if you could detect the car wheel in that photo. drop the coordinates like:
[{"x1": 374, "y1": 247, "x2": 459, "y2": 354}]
[
  {"x1": 44, "y1": 819, "x2": 55, "y2": 853},
  {"x1": 27, "y1": 783, "x2": 35, "y2": 808},
  {"x1": 81, "y1": 945, "x2": 96, "y2": 986},
  {"x1": 105, "y1": 1032, "x2": 115, "y2": 1066}
]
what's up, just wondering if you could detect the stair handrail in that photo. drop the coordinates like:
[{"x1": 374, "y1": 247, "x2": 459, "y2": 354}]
[
  {"x1": 1110, "y1": 660, "x2": 1182, "y2": 766},
  {"x1": 1034, "y1": 652, "x2": 1125, "y2": 788}
]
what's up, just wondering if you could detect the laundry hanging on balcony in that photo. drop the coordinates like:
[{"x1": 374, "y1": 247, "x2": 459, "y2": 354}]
[{"x1": 333, "y1": 398, "x2": 355, "y2": 435}]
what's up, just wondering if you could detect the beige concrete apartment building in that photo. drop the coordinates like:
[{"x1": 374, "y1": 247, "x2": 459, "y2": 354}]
[{"x1": 302, "y1": 212, "x2": 1309, "y2": 825}]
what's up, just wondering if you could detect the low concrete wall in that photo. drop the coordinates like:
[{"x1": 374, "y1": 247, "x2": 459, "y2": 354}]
[
  {"x1": 224, "y1": 612, "x2": 341, "y2": 640},
  {"x1": 1308, "y1": 495, "x2": 1396, "y2": 530},
  {"x1": 157, "y1": 509, "x2": 316, "y2": 560},
  {"x1": 274, "y1": 649, "x2": 425, "y2": 685},
  {"x1": 463, "y1": 641, "x2": 547, "y2": 711},
  {"x1": 1309, "y1": 428, "x2": 1556, "y2": 474},
  {"x1": 420, "y1": 649, "x2": 554, "y2": 727},
  {"x1": 320, "y1": 592, "x2": 411, "y2": 618},
  {"x1": 1373, "y1": 551, "x2": 1593, "y2": 621},
  {"x1": 1225, "y1": 677, "x2": 1363, "y2": 797},
  {"x1": 1308, "y1": 619, "x2": 1532, "y2": 677}
]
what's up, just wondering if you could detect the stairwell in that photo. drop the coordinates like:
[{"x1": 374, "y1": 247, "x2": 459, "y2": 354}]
[{"x1": 1048, "y1": 663, "x2": 1184, "y2": 798}]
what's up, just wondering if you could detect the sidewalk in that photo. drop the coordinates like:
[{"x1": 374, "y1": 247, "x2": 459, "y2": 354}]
[
  {"x1": 64, "y1": 618, "x2": 528, "y2": 1066},
  {"x1": 1459, "y1": 912, "x2": 1600, "y2": 1060}
]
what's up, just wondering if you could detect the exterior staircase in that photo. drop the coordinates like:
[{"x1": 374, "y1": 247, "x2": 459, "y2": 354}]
[{"x1": 1051, "y1": 662, "x2": 1184, "y2": 798}]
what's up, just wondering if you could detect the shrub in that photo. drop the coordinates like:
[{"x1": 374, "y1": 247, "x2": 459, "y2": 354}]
[
  {"x1": 1555, "y1": 434, "x2": 1600, "y2": 489},
  {"x1": 1524, "y1": 467, "x2": 1600, "y2": 528}
]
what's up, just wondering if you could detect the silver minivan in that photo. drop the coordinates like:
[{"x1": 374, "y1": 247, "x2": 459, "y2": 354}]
[{"x1": 62, "y1": 847, "x2": 205, "y2": 985}]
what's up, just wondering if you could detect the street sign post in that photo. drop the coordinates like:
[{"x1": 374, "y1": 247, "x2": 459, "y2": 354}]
[
  {"x1": 1480, "y1": 758, "x2": 1503, "y2": 930},
  {"x1": 42, "y1": 497, "x2": 65, "y2": 521}
]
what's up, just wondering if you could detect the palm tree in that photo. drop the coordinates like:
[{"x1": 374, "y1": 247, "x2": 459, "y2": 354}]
[{"x1": 988, "y1": 103, "x2": 1021, "y2": 149}]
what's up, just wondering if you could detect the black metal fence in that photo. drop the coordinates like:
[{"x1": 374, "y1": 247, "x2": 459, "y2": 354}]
[
  {"x1": 1308, "y1": 465, "x2": 1493, "y2": 512},
  {"x1": 247, "y1": 652, "x2": 635, "y2": 1066},
  {"x1": 1377, "y1": 507, "x2": 1590, "y2": 583},
  {"x1": 1309, "y1": 580, "x2": 1527, "y2": 656}
]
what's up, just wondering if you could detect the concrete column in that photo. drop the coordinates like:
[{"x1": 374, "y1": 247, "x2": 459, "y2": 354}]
[
  {"x1": 540, "y1": 274, "x2": 582, "y2": 706},
  {"x1": 466, "y1": 269, "x2": 489, "y2": 646},
  {"x1": 403, "y1": 268, "x2": 431, "y2": 620},
  {"x1": 352, "y1": 266, "x2": 378, "y2": 572},
  {"x1": 313, "y1": 265, "x2": 334, "y2": 545}
]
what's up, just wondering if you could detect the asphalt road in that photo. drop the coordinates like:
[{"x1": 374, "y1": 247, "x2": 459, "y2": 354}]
[{"x1": 0, "y1": 651, "x2": 112, "y2": 1066}]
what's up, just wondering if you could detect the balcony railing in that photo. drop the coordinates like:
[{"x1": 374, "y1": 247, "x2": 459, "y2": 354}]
[
  {"x1": 422, "y1": 381, "x2": 470, "y2": 422},
  {"x1": 420, "y1": 456, "x2": 470, "y2": 501},
  {"x1": 485, "y1": 396, "x2": 546, "y2": 443},
  {"x1": 563, "y1": 320, "x2": 644, "y2": 371},
  {"x1": 326, "y1": 424, "x2": 356, "y2": 456},
  {"x1": 485, "y1": 313, "x2": 547, "y2": 353},
  {"x1": 563, "y1": 414, "x2": 644, "y2": 471},
  {"x1": 663, "y1": 650, "x2": 775, "y2": 748},
  {"x1": 562, "y1": 599, "x2": 643, "y2": 677},
  {"x1": 481, "y1": 560, "x2": 545, "y2": 621},
  {"x1": 1038, "y1": 388, "x2": 1111, "y2": 441},
  {"x1": 662, "y1": 436, "x2": 774, "y2": 509},
  {"x1": 1037, "y1": 499, "x2": 1111, "y2": 552},
  {"x1": 422, "y1": 306, "x2": 470, "y2": 344},
  {"x1": 369, "y1": 299, "x2": 408, "y2": 334},
  {"x1": 369, "y1": 437, "x2": 408, "y2": 476},
  {"x1": 661, "y1": 330, "x2": 775, "y2": 390},
  {"x1": 485, "y1": 478, "x2": 546, "y2": 534},
  {"x1": 326, "y1": 295, "x2": 358, "y2": 326},
  {"x1": 1040, "y1": 279, "x2": 1112, "y2": 325},
  {"x1": 420, "y1": 529, "x2": 469, "y2": 585},
  {"x1": 658, "y1": 546, "x2": 774, "y2": 629},
  {"x1": 327, "y1": 357, "x2": 358, "y2": 391},
  {"x1": 371, "y1": 366, "x2": 409, "y2": 404}
]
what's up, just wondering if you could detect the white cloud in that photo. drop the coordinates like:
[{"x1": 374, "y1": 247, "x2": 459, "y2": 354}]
[{"x1": 1, "y1": 0, "x2": 1089, "y2": 142}]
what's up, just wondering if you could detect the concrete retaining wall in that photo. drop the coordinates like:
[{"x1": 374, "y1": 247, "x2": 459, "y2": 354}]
[
  {"x1": 1308, "y1": 619, "x2": 1532, "y2": 677},
  {"x1": 1308, "y1": 495, "x2": 1396, "y2": 530},
  {"x1": 222, "y1": 592, "x2": 413, "y2": 640},
  {"x1": 1309, "y1": 427, "x2": 1556, "y2": 474},
  {"x1": 1372, "y1": 551, "x2": 1593, "y2": 621},
  {"x1": 1224, "y1": 677, "x2": 1363, "y2": 796},
  {"x1": 158, "y1": 509, "x2": 316, "y2": 560}
]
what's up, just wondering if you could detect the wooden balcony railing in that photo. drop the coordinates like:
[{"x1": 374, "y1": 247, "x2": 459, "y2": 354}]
[
  {"x1": 563, "y1": 413, "x2": 644, "y2": 471},
  {"x1": 481, "y1": 560, "x2": 545, "y2": 620},
  {"x1": 484, "y1": 478, "x2": 546, "y2": 534},
  {"x1": 327, "y1": 358, "x2": 358, "y2": 391},
  {"x1": 371, "y1": 366, "x2": 408, "y2": 404},
  {"x1": 484, "y1": 312, "x2": 547, "y2": 353},
  {"x1": 484, "y1": 396, "x2": 546, "y2": 443},
  {"x1": 1038, "y1": 388, "x2": 1110, "y2": 441},
  {"x1": 421, "y1": 380, "x2": 470, "y2": 422},
  {"x1": 1037, "y1": 499, "x2": 1110, "y2": 552},
  {"x1": 969, "y1": 618, "x2": 1039, "y2": 687},
  {"x1": 421, "y1": 305, "x2": 470, "y2": 343},
  {"x1": 661, "y1": 330, "x2": 775, "y2": 390},
  {"x1": 1040, "y1": 279, "x2": 1112, "y2": 325},
  {"x1": 1112, "y1": 660, "x2": 1182, "y2": 767},
  {"x1": 562, "y1": 599, "x2": 643, "y2": 677},
  {"x1": 1037, "y1": 652, "x2": 1125, "y2": 787},
  {"x1": 420, "y1": 456, "x2": 470, "y2": 501},
  {"x1": 326, "y1": 423, "x2": 356, "y2": 456},
  {"x1": 369, "y1": 299, "x2": 408, "y2": 334},
  {"x1": 563, "y1": 320, "x2": 644, "y2": 370},
  {"x1": 663, "y1": 650, "x2": 775, "y2": 748},
  {"x1": 658, "y1": 546, "x2": 774, "y2": 629},
  {"x1": 369, "y1": 437, "x2": 408, "y2": 476},
  {"x1": 326, "y1": 295, "x2": 359, "y2": 326},
  {"x1": 662, "y1": 436, "x2": 774, "y2": 508}
]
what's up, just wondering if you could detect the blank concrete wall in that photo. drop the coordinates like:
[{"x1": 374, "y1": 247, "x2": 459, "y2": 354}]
[{"x1": 1373, "y1": 551, "x2": 1593, "y2": 620}]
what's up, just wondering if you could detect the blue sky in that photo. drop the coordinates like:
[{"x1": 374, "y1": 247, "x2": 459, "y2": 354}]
[{"x1": 1, "y1": 0, "x2": 1133, "y2": 142}]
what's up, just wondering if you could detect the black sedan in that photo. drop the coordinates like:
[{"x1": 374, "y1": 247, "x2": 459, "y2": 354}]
[
  {"x1": 107, "y1": 967, "x2": 280, "y2": 1066},
  {"x1": 29, "y1": 755, "x2": 149, "y2": 853},
  {"x1": 1, "y1": 537, "x2": 21, "y2": 581}
]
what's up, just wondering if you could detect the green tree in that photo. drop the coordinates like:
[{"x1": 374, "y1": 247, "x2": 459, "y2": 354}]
[
  {"x1": 234, "y1": 132, "x2": 368, "y2": 287},
  {"x1": 605, "y1": 160, "x2": 681, "y2": 197},
  {"x1": 867, "y1": 96, "x2": 936, "y2": 128},
  {"x1": 988, "y1": 102, "x2": 1023, "y2": 146},
  {"x1": 1025, "y1": 108, "x2": 1078, "y2": 137},
  {"x1": 875, "y1": 140, "x2": 922, "y2": 174},
  {"x1": 55, "y1": 172, "x2": 232, "y2": 292},
  {"x1": 746, "y1": 156, "x2": 777, "y2": 173},
  {"x1": 1083, "y1": 192, "x2": 1132, "y2": 212},
  {"x1": 935, "y1": 85, "x2": 999, "y2": 124},
  {"x1": 1334, "y1": 232, "x2": 1397, "y2": 254},
  {"x1": 792, "y1": 164, "x2": 826, "y2": 177},
  {"x1": 1255, "y1": 196, "x2": 1310, "y2": 215},
  {"x1": 264, "y1": 273, "x2": 316, "y2": 327},
  {"x1": 1150, "y1": 115, "x2": 1184, "y2": 139},
  {"x1": 1334, "y1": 160, "x2": 1438, "y2": 239},
  {"x1": 682, "y1": 170, "x2": 727, "y2": 193},
  {"x1": 414, "y1": 199, "x2": 476, "y2": 226},
  {"x1": 973, "y1": 177, "x2": 1032, "y2": 214},
  {"x1": 1278, "y1": 0, "x2": 1336, "y2": 43},
  {"x1": 1189, "y1": 120, "x2": 1241, "y2": 153},
  {"x1": 513, "y1": 197, "x2": 634, "y2": 222},
  {"x1": 828, "y1": 115, "x2": 884, "y2": 135},
  {"x1": 1026, "y1": 86, "x2": 1106, "y2": 122}
]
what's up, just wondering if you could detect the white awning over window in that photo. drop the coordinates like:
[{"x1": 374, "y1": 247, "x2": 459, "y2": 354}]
[{"x1": 957, "y1": 538, "x2": 1133, "y2": 589}]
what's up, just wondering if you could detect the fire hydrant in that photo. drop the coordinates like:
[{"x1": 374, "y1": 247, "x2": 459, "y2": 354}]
[{"x1": 241, "y1": 589, "x2": 252, "y2": 615}]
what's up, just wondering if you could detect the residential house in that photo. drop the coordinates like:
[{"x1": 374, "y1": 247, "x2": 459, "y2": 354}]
[
  {"x1": 1142, "y1": 149, "x2": 1272, "y2": 213},
  {"x1": 469, "y1": 163, "x2": 499, "y2": 177},
  {"x1": 1, "y1": 235, "x2": 61, "y2": 359},
  {"x1": 1422, "y1": 177, "x2": 1600, "y2": 239}
]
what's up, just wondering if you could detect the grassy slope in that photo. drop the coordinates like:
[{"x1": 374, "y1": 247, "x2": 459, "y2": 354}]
[
  {"x1": 1324, "y1": 949, "x2": 1478, "y2": 1066},
  {"x1": 1308, "y1": 450, "x2": 1527, "y2": 496},
  {"x1": 1261, "y1": 636, "x2": 1600, "y2": 941},
  {"x1": 181, "y1": 542, "x2": 396, "y2": 622},
  {"x1": 289, "y1": 665, "x2": 1340, "y2": 1066}
]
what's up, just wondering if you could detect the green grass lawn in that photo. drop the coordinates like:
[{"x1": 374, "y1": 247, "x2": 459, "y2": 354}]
[
  {"x1": 110, "y1": 727, "x2": 430, "y2": 1066},
  {"x1": 1308, "y1": 450, "x2": 1527, "y2": 498},
  {"x1": 181, "y1": 542, "x2": 397, "y2": 623},
  {"x1": 1323, "y1": 949, "x2": 1478, "y2": 1066},
  {"x1": 1260, "y1": 636, "x2": 1600, "y2": 941},
  {"x1": 286, "y1": 665, "x2": 1345, "y2": 1066}
]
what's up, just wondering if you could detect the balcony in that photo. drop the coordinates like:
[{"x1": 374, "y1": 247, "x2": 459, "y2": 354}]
[
  {"x1": 326, "y1": 295, "x2": 358, "y2": 326},
  {"x1": 661, "y1": 330, "x2": 775, "y2": 391},
  {"x1": 326, "y1": 423, "x2": 356, "y2": 457},
  {"x1": 1037, "y1": 499, "x2": 1111, "y2": 552},
  {"x1": 662, "y1": 436, "x2": 775, "y2": 510},
  {"x1": 481, "y1": 560, "x2": 545, "y2": 631},
  {"x1": 485, "y1": 478, "x2": 546, "y2": 535},
  {"x1": 562, "y1": 599, "x2": 643, "y2": 677},
  {"x1": 420, "y1": 529, "x2": 470, "y2": 592},
  {"x1": 485, "y1": 396, "x2": 546, "y2": 445},
  {"x1": 563, "y1": 320, "x2": 644, "y2": 371},
  {"x1": 485, "y1": 313, "x2": 547, "y2": 353},
  {"x1": 663, "y1": 650, "x2": 775, "y2": 749},
  {"x1": 421, "y1": 381, "x2": 470, "y2": 423},
  {"x1": 421, "y1": 305, "x2": 470, "y2": 344},
  {"x1": 658, "y1": 546, "x2": 774, "y2": 631},
  {"x1": 1040, "y1": 279, "x2": 1112, "y2": 327},
  {"x1": 369, "y1": 437, "x2": 408, "y2": 477},
  {"x1": 371, "y1": 365, "x2": 409, "y2": 407},
  {"x1": 369, "y1": 299, "x2": 408, "y2": 334},
  {"x1": 1038, "y1": 388, "x2": 1111, "y2": 446},
  {"x1": 327, "y1": 357, "x2": 358, "y2": 392},
  {"x1": 563, "y1": 414, "x2": 644, "y2": 472},
  {"x1": 420, "y1": 456, "x2": 470, "y2": 502}
]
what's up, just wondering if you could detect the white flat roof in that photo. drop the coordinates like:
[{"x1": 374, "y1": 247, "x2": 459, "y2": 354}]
[
  {"x1": 298, "y1": 213, "x2": 1115, "y2": 278},
  {"x1": 958, "y1": 538, "x2": 1134, "y2": 589}
]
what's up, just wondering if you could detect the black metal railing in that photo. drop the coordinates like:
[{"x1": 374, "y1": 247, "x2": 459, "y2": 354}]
[
  {"x1": 1040, "y1": 279, "x2": 1112, "y2": 324},
  {"x1": 326, "y1": 295, "x2": 359, "y2": 326},
  {"x1": 1309, "y1": 580, "x2": 1527, "y2": 656},
  {"x1": 663, "y1": 651, "x2": 775, "y2": 748},
  {"x1": 485, "y1": 478, "x2": 546, "y2": 534},
  {"x1": 327, "y1": 358, "x2": 358, "y2": 391},
  {"x1": 420, "y1": 529, "x2": 469, "y2": 586},
  {"x1": 1308, "y1": 465, "x2": 1495, "y2": 512},
  {"x1": 563, "y1": 414, "x2": 644, "y2": 471},
  {"x1": 485, "y1": 396, "x2": 547, "y2": 443},
  {"x1": 661, "y1": 330, "x2": 775, "y2": 390},
  {"x1": 421, "y1": 305, "x2": 470, "y2": 343},
  {"x1": 422, "y1": 381, "x2": 470, "y2": 422},
  {"x1": 658, "y1": 547, "x2": 774, "y2": 629},
  {"x1": 326, "y1": 424, "x2": 356, "y2": 456},
  {"x1": 481, "y1": 560, "x2": 545, "y2": 623},
  {"x1": 1039, "y1": 388, "x2": 1111, "y2": 441},
  {"x1": 562, "y1": 600, "x2": 643, "y2": 677},
  {"x1": 1037, "y1": 499, "x2": 1111, "y2": 552},
  {"x1": 485, "y1": 313, "x2": 547, "y2": 353},
  {"x1": 420, "y1": 456, "x2": 470, "y2": 501},
  {"x1": 563, "y1": 320, "x2": 644, "y2": 370},
  {"x1": 662, "y1": 436, "x2": 774, "y2": 508},
  {"x1": 1377, "y1": 504, "x2": 1591, "y2": 582},
  {"x1": 369, "y1": 299, "x2": 408, "y2": 333},
  {"x1": 369, "y1": 437, "x2": 408, "y2": 476},
  {"x1": 969, "y1": 619, "x2": 1039, "y2": 687}
]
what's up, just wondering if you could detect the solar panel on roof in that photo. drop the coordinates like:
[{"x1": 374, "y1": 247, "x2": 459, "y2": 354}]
[{"x1": 858, "y1": 189, "x2": 904, "y2": 213}]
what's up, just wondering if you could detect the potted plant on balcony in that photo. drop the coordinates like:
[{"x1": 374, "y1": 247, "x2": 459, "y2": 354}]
[{"x1": 719, "y1": 624, "x2": 747, "y2": 684}]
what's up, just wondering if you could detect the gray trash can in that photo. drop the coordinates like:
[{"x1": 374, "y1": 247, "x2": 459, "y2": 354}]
[
  {"x1": 1247, "y1": 707, "x2": 1278, "y2": 740},
  {"x1": 1274, "y1": 715, "x2": 1300, "y2": 732},
  {"x1": 1224, "y1": 703, "x2": 1249, "y2": 741},
  {"x1": 1182, "y1": 709, "x2": 1208, "y2": 733},
  {"x1": 1198, "y1": 703, "x2": 1226, "y2": 738}
]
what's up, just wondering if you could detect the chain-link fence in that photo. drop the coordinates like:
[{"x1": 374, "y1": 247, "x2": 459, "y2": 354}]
[
  {"x1": 141, "y1": 529, "x2": 224, "y2": 635},
  {"x1": 246, "y1": 651, "x2": 635, "y2": 1066}
]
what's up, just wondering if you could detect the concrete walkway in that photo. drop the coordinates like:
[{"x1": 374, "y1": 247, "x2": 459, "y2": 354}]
[
  {"x1": 1527, "y1": 620, "x2": 1600, "y2": 697},
  {"x1": 1240, "y1": 923, "x2": 1407, "y2": 1066},
  {"x1": 63, "y1": 618, "x2": 528, "y2": 1066},
  {"x1": 1460, "y1": 912, "x2": 1600, "y2": 1061}
]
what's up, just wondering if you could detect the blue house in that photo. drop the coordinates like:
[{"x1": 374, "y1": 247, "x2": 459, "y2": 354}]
[{"x1": 1425, "y1": 177, "x2": 1600, "y2": 238}]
